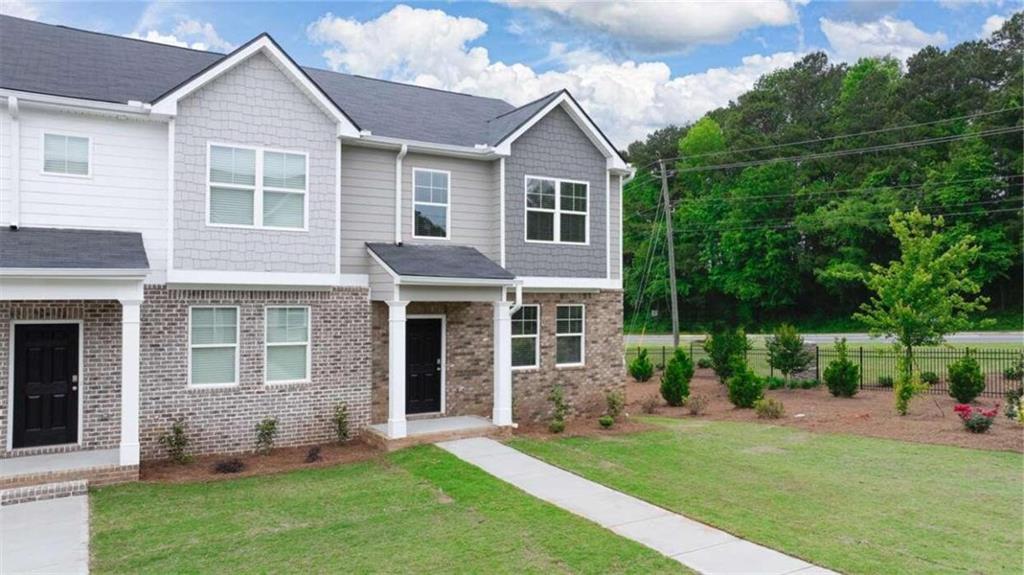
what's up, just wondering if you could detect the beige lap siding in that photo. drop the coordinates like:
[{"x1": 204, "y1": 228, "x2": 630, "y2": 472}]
[
  {"x1": 369, "y1": 290, "x2": 624, "y2": 424},
  {"x1": 0, "y1": 301, "x2": 123, "y2": 456},
  {"x1": 139, "y1": 286, "x2": 372, "y2": 460}
]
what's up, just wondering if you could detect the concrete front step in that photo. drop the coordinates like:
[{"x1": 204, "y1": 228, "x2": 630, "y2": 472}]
[
  {"x1": 364, "y1": 415, "x2": 511, "y2": 451},
  {"x1": 0, "y1": 448, "x2": 139, "y2": 491},
  {"x1": 1, "y1": 480, "x2": 87, "y2": 507}
]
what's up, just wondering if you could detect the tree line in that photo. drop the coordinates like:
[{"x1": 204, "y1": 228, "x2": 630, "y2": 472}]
[{"x1": 622, "y1": 13, "x2": 1023, "y2": 333}]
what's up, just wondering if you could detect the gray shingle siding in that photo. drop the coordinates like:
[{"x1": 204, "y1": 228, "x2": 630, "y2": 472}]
[
  {"x1": 504, "y1": 107, "x2": 608, "y2": 278},
  {"x1": 172, "y1": 53, "x2": 337, "y2": 274}
]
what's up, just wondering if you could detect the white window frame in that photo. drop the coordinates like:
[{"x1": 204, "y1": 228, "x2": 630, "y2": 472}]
[
  {"x1": 41, "y1": 131, "x2": 92, "y2": 178},
  {"x1": 511, "y1": 304, "x2": 540, "y2": 370},
  {"x1": 555, "y1": 304, "x2": 585, "y2": 367},
  {"x1": 188, "y1": 305, "x2": 240, "y2": 388},
  {"x1": 205, "y1": 142, "x2": 309, "y2": 232},
  {"x1": 411, "y1": 167, "x2": 452, "y2": 240},
  {"x1": 524, "y1": 175, "x2": 589, "y2": 245},
  {"x1": 263, "y1": 305, "x2": 312, "y2": 385}
]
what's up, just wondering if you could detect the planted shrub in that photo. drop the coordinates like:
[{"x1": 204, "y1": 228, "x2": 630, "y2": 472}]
[
  {"x1": 948, "y1": 350, "x2": 985, "y2": 403},
  {"x1": 877, "y1": 375, "x2": 894, "y2": 388},
  {"x1": 606, "y1": 390, "x2": 626, "y2": 420},
  {"x1": 953, "y1": 404, "x2": 998, "y2": 433},
  {"x1": 894, "y1": 359, "x2": 926, "y2": 416},
  {"x1": 824, "y1": 338, "x2": 859, "y2": 398},
  {"x1": 766, "y1": 324, "x2": 813, "y2": 383},
  {"x1": 1003, "y1": 356, "x2": 1023, "y2": 381},
  {"x1": 628, "y1": 348, "x2": 655, "y2": 382},
  {"x1": 792, "y1": 378, "x2": 821, "y2": 389},
  {"x1": 158, "y1": 417, "x2": 192, "y2": 464},
  {"x1": 764, "y1": 376, "x2": 786, "y2": 390},
  {"x1": 703, "y1": 329, "x2": 751, "y2": 383},
  {"x1": 333, "y1": 403, "x2": 350, "y2": 443},
  {"x1": 920, "y1": 371, "x2": 939, "y2": 386},
  {"x1": 213, "y1": 458, "x2": 245, "y2": 474},
  {"x1": 598, "y1": 415, "x2": 614, "y2": 429},
  {"x1": 754, "y1": 397, "x2": 785, "y2": 419},
  {"x1": 255, "y1": 417, "x2": 278, "y2": 455},
  {"x1": 1005, "y1": 388, "x2": 1024, "y2": 420},
  {"x1": 727, "y1": 364, "x2": 764, "y2": 408},
  {"x1": 660, "y1": 347, "x2": 694, "y2": 407},
  {"x1": 641, "y1": 395, "x2": 660, "y2": 414},
  {"x1": 687, "y1": 394, "x2": 709, "y2": 416},
  {"x1": 548, "y1": 386, "x2": 569, "y2": 434},
  {"x1": 305, "y1": 446, "x2": 322, "y2": 463}
]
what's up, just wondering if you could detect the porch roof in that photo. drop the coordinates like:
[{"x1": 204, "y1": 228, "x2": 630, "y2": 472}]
[
  {"x1": 0, "y1": 227, "x2": 149, "y2": 275},
  {"x1": 366, "y1": 242, "x2": 514, "y2": 283}
]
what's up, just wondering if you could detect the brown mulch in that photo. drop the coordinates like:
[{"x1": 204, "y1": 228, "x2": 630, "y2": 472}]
[
  {"x1": 627, "y1": 369, "x2": 1024, "y2": 453},
  {"x1": 140, "y1": 440, "x2": 382, "y2": 483},
  {"x1": 513, "y1": 417, "x2": 658, "y2": 440}
]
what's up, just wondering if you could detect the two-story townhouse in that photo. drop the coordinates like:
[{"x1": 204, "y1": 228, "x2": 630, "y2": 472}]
[{"x1": 0, "y1": 15, "x2": 630, "y2": 486}]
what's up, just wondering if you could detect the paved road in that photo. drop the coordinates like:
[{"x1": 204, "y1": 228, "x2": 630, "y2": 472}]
[{"x1": 626, "y1": 331, "x2": 1024, "y2": 347}]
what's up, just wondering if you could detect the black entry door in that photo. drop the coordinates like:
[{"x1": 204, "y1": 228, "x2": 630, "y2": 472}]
[
  {"x1": 406, "y1": 318, "x2": 442, "y2": 414},
  {"x1": 13, "y1": 324, "x2": 79, "y2": 448}
]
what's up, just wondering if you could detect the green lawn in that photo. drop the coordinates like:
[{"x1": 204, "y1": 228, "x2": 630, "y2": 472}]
[
  {"x1": 91, "y1": 446, "x2": 686, "y2": 574},
  {"x1": 511, "y1": 419, "x2": 1024, "y2": 575}
]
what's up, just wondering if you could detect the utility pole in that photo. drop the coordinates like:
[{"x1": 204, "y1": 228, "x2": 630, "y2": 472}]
[{"x1": 659, "y1": 160, "x2": 680, "y2": 348}]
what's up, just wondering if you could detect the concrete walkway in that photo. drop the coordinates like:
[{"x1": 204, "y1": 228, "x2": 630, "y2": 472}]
[
  {"x1": 0, "y1": 495, "x2": 89, "y2": 574},
  {"x1": 438, "y1": 437, "x2": 836, "y2": 575}
]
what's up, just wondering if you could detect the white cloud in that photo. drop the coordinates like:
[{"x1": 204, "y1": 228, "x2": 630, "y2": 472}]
[
  {"x1": 980, "y1": 14, "x2": 1007, "y2": 38},
  {"x1": 126, "y1": 19, "x2": 233, "y2": 52},
  {"x1": 939, "y1": 0, "x2": 1004, "y2": 9},
  {"x1": 820, "y1": 16, "x2": 948, "y2": 62},
  {"x1": 0, "y1": 0, "x2": 41, "y2": 20},
  {"x1": 308, "y1": 5, "x2": 802, "y2": 146},
  {"x1": 498, "y1": 0, "x2": 801, "y2": 51}
]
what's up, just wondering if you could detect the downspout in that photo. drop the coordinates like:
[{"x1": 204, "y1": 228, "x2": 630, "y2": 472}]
[
  {"x1": 509, "y1": 280, "x2": 523, "y2": 314},
  {"x1": 8, "y1": 95, "x2": 20, "y2": 229},
  {"x1": 394, "y1": 144, "x2": 408, "y2": 244}
]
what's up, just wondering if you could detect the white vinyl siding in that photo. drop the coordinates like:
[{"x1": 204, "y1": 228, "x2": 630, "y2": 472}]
[
  {"x1": 190, "y1": 307, "x2": 239, "y2": 386},
  {"x1": 525, "y1": 176, "x2": 588, "y2": 244},
  {"x1": 555, "y1": 304, "x2": 585, "y2": 366},
  {"x1": 207, "y1": 144, "x2": 307, "y2": 230},
  {"x1": 511, "y1": 305, "x2": 540, "y2": 369},
  {"x1": 413, "y1": 168, "x2": 450, "y2": 239},
  {"x1": 43, "y1": 133, "x2": 90, "y2": 176},
  {"x1": 265, "y1": 306, "x2": 310, "y2": 384}
]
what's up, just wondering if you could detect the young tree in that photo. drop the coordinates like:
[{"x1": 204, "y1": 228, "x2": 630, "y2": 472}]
[
  {"x1": 703, "y1": 328, "x2": 751, "y2": 383},
  {"x1": 660, "y1": 347, "x2": 695, "y2": 406},
  {"x1": 854, "y1": 208, "x2": 989, "y2": 414},
  {"x1": 766, "y1": 324, "x2": 813, "y2": 383}
]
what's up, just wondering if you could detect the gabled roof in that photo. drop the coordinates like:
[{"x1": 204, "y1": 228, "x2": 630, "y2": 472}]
[
  {"x1": 0, "y1": 227, "x2": 149, "y2": 271},
  {"x1": 366, "y1": 243, "x2": 514, "y2": 282}
]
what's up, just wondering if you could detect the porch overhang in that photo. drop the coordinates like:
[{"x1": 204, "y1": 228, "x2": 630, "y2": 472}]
[{"x1": 366, "y1": 242, "x2": 516, "y2": 302}]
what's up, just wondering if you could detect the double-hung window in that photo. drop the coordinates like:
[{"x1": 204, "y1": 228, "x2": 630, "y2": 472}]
[
  {"x1": 511, "y1": 305, "x2": 540, "y2": 369},
  {"x1": 555, "y1": 305, "x2": 585, "y2": 366},
  {"x1": 265, "y1": 307, "x2": 311, "y2": 384},
  {"x1": 208, "y1": 144, "x2": 307, "y2": 229},
  {"x1": 190, "y1": 307, "x2": 239, "y2": 386},
  {"x1": 413, "y1": 168, "x2": 450, "y2": 238},
  {"x1": 43, "y1": 133, "x2": 90, "y2": 176},
  {"x1": 525, "y1": 177, "x2": 588, "y2": 243}
]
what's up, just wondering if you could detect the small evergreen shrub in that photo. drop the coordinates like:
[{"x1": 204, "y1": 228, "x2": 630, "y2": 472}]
[
  {"x1": 332, "y1": 403, "x2": 350, "y2": 443},
  {"x1": 213, "y1": 458, "x2": 245, "y2": 474},
  {"x1": 660, "y1": 347, "x2": 694, "y2": 407},
  {"x1": 255, "y1": 417, "x2": 278, "y2": 455},
  {"x1": 754, "y1": 397, "x2": 785, "y2": 419},
  {"x1": 948, "y1": 350, "x2": 985, "y2": 403},
  {"x1": 766, "y1": 324, "x2": 813, "y2": 383},
  {"x1": 764, "y1": 376, "x2": 786, "y2": 390},
  {"x1": 548, "y1": 386, "x2": 569, "y2": 433},
  {"x1": 305, "y1": 446, "x2": 322, "y2": 463},
  {"x1": 548, "y1": 420, "x2": 566, "y2": 434},
  {"x1": 697, "y1": 357, "x2": 713, "y2": 369},
  {"x1": 641, "y1": 395, "x2": 659, "y2": 414},
  {"x1": 606, "y1": 390, "x2": 626, "y2": 420},
  {"x1": 687, "y1": 394, "x2": 709, "y2": 415},
  {"x1": 791, "y1": 378, "x2": 821, "y2": 389},
  {"x1": 598, "y1": 415, "x2": 614, "y2": 429},
  {"x1": 703, "y1": 329, "x2": 751, "y2": 383},
  {"x1": 920, "y1": 371, "x2": 939, "y2": 386},
  {"x1": 727, "y1": 364, "x2": 764, "y2": 408},
  {"x1": 824, "y1": 338, "x2": 859, "y2": 397},
  {"x1": 628, "y1": 348, "x2": 655, "y2": 382},
  {"x1": 954, "y1": 404, "x2": 998, "y2": 433},
  {"x1": 877, "y1": 375, "x2": 894, "y2": 388},
  {"x1": 158, "y1": 417, "x2": 192, "y2": 464}
]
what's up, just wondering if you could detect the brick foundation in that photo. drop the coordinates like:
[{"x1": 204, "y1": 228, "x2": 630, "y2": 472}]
[{"x1": 0, "y1": 464, "x2": 139, "y2": 491}]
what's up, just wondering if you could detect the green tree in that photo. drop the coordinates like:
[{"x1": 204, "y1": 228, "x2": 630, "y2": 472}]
[
  {"x1": 660, "y1": 347, "x2": 694, "y2": 406},
  {"x1": 703, "y1": 328, "x2": 751, "y2": 383},
  {"x1": 766, "y1": 324, "x2": 813, "y2": 383}
]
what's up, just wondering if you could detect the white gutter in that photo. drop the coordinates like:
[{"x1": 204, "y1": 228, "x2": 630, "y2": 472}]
[
  {"x1": 0, "y1": 89, "x2": 156, "y2": 119},
  {"x1": 347, "y1": 134, "x2": 502, "y2": 160},
  {"x1": 394, "y1": 144, "x2": 408, "y2": 243},
  {"x1": 7, "y1": 95, "x2": 20, "y2": 228},
  {"x1": 398, "y1": 275, "x2": 516, "y2": 287}
]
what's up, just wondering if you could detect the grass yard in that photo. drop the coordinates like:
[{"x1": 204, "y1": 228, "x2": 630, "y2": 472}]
[
  {"x1": 511, "y1": 419, "x2": 1024, "y2": 575},
  {"x1": 91, "y1": 446, "x2": 686, "y2": 574}
]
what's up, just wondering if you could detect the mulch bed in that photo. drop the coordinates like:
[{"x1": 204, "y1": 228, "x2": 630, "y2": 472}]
[
  {"x1": 140, "y1": 440, "x2": 382, "y2": 483},
  {"x1": 627, "y1": 368, "x2": 1024, "y2": 453},
  {"x1": 513, "y1": 418, "x2": 658, "y2": 440}
]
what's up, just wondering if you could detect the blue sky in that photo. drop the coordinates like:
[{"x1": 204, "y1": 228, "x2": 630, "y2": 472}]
[{"x1": 4, "y1": 1, "x2": 1017, "y2": 145}]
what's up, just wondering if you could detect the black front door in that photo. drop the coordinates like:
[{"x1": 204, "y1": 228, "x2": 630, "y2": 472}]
[
  {"x1": 13, "y1": 324, "x2": 79, "y2": 448},
  {"x1": 406, "y1": 318, "x2": 442, "y2": 414}
]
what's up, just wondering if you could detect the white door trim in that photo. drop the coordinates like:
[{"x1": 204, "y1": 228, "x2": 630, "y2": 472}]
[{"x1": 407, "y1": 314, "x2": 447, "y2": 416}]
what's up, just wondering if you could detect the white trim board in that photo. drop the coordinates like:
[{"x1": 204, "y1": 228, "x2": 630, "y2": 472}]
[
  {"x1": 166, "y1": 270, "x2": 368, "y2": 288},
  {"x1": 517, "y1": 277, "x2": 621, "y2": 291}
]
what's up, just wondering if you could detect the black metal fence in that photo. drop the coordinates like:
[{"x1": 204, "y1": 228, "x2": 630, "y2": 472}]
[{"x1": 625, "y1": 343, "x2": 1024, "y2": 398}]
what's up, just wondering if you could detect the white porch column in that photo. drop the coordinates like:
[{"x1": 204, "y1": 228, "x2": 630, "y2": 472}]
[
  {"x1": 387, "y1": 301, "x2": 409, "y2": 439},
  {"x1": 119, "y1": 299, "x2": 142, "y2": 466},
  {"x1": 492, "y1": 301, "x2": 513, "y2": 427}
]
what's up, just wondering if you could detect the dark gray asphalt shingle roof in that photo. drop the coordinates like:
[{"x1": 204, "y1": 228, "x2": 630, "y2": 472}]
[
  {"x1": 367, "y1": 243, "x2": 514, "y2": 281},
  {"x1": 0, "y1": 227, "x2": 150, "y2": 270}
]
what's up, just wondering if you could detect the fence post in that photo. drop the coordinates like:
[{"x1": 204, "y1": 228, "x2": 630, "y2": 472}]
[
  {"x1": 815, "y1": 347, "x2": 820, "y2": 381},
  {"x1": 661, "y1": 346, "x2": 666, "y2": 368},
  {"x1": 859, "y1": 347, "x2": 864, "y2": 389}
]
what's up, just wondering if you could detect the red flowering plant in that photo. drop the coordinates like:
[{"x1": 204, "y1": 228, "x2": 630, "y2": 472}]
[{"x1": 954, "y1": 404, "x2": 999, "y2": 433}]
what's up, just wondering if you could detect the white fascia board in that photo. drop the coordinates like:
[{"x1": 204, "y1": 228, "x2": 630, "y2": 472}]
[
  {"x1": 517, "y1": 276, "x2": 622, "y2": 291},
  {"x1": 1, "y1": 276, "x2": 145, "y2": 301},
  {"x1": 492, "y1": 94, "x2": 628, "y2": 171},
  {"x1": 398, "y1": 275, "x2": 515, "y2": 287},
  {"x1": 150, "y1": 37, "x2": 359, "y2": 137},
  {"x1": 166, "y1": 269, "x2": 368, "y2": 288},
  {"x1": 344, "y1": 134, "x2": 501, "y2": 161},
  {"x1": 0, "y1": 268, "x2": 149, "y2": 278}
]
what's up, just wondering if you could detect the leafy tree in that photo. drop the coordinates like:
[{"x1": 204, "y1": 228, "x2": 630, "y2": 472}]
[
  {"x1": 766, "y1": 324, "x2": 813, "y2": 382},
  {"x1": 660, "y1": 347, "x2": 694, "y2": 406}
]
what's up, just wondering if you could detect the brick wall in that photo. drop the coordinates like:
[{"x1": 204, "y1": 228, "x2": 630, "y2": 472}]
[
  {"x1": 370, "y1": 290, "x2": 624, "y2": 424},
  {"x1": 0, "y1": 301, "x2": 123, "y2": 455},
  {"x1": 139, "y1": 286, "x2": 372, "y2": 459}
]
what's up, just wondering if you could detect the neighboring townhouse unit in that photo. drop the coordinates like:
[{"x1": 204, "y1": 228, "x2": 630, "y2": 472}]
[{"x1": 0, "y1": 16, "x2": 630, "y2": 485}]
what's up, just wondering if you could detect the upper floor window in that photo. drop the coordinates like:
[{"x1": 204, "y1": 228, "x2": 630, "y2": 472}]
[
  {"x1": 413, "y1": 168, "x2": 450, "y2": 239},
  {"x1": 208, "y1": 144, "x2": 307, "y2": 230},
  {"x1": 43, "y1": 133, "x2": 90, "y2": 176},
  {"x1": 525, "y1": 176, "x2": 588, "y2": 244}
]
